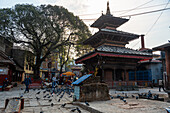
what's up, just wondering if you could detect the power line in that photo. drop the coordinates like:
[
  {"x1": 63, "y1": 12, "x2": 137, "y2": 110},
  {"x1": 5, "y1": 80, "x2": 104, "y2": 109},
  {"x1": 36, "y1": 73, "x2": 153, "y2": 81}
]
[
  {"x1": 119, "y1": 0, "x2": 154, "y2": 16},
  {"x1": 81, "y1": 7, "x2": 170, "y2": 21},
  {"x1": 120, "y1": 7, "x2": 170, "y2": 17},
  {"x1": 77, "y1": 2, "x2": 170, "y2": 17},
  {"x1": 145, "y1": 0, "x2": 170, "y2": 36},
  {"x1": 130, "y1": 0, "x2": 170, "y2": 49},
  {"x1": 113, "y1": 3, "x2": 170, "y2": 13}
]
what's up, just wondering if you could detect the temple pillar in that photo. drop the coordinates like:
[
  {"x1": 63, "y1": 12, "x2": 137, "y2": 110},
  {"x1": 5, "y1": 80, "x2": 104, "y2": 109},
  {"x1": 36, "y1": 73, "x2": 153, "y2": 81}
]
[
  {"x1": 165, "y1": 49, "x2": 170, "y2": 90},
  {"x1": 114, "y1": 68, "x2": 116, "y2": 81}
]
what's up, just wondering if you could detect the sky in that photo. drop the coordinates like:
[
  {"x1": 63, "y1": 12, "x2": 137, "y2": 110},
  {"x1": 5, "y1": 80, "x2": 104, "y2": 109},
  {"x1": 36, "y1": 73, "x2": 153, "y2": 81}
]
[{"x1": 0, "y1": 0, "x2": 170, "y2": 50}]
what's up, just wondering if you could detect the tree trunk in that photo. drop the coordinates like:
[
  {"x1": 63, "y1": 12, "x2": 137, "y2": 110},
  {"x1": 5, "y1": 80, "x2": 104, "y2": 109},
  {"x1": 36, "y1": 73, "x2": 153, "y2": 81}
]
[
  {"x1": 59, "y1": 64, "x2": 64, "y2": 75},
  {"x1": 34, "y1": 66, "x2": 40, "y2": 79}
]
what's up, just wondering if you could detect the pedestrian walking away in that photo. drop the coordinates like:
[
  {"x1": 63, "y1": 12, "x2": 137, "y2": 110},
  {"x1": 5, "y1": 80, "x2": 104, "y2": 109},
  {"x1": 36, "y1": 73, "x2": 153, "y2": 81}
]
[
  {"x1": 158, "y1": 79, "x2": 163, "y2": 92},
  {"x1": 24, "y1": 75, "x2": 32, "y2": 93},
  {"x1": 52, "y1": 75, "x2": 57, "y2": 92}
]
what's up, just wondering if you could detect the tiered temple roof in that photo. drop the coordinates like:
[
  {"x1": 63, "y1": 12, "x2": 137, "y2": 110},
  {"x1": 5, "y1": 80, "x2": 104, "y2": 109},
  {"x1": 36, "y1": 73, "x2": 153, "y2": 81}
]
[{"x1": 75, "y1": 1, "x2": 152, "y2": 64}]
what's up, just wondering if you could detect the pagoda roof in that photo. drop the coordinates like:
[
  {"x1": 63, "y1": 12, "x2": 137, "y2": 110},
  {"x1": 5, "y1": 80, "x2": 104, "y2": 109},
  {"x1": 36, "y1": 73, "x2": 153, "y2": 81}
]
[
  {"x1": 91, "y1": 15, "x2": 129, "y2": 29},
  {"x1": 75, "y1": 45, "x2": 152, "y2": 64},
  {"x1": 83, "y1": 28, "x2": 139, "y2": 46}
]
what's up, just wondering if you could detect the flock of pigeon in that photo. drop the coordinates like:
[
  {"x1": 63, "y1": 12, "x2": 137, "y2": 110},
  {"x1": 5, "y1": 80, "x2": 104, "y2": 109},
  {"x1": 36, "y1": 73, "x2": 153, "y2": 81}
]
[
  {"x1": 110, "y1": 90, "x2": 161, "y2": 104},
  {"x1": 20, "y1": 86, "x2": 84, "y2": 113}
]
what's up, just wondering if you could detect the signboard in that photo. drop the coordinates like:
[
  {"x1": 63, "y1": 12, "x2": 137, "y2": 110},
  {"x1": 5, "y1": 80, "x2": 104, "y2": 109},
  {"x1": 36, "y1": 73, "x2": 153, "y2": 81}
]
[{"x1": 0, "y1": 68, "x2": 8, "y2": 75}]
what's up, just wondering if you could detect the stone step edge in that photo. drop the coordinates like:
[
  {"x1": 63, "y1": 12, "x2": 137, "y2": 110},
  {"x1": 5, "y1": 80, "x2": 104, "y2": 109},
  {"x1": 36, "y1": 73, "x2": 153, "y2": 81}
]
[{"x1": 72, "y1": 102, "x2": 102, "y2": 113}]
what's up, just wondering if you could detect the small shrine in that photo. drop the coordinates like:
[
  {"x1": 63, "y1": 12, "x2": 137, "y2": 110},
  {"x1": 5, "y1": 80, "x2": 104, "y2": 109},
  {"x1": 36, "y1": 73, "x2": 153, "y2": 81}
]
[
  {"x1": 72, "y1": 74, "x2": 110, "y2": 101},
  {"x1": 75, "y1": 2, "x2": 153, "y2": 88}
]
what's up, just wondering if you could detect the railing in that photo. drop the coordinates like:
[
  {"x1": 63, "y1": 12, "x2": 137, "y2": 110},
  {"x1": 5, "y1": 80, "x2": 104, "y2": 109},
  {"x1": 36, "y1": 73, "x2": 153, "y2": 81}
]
[{"x1": 105, "y1": 81, "x2": 152, "y2": 88}]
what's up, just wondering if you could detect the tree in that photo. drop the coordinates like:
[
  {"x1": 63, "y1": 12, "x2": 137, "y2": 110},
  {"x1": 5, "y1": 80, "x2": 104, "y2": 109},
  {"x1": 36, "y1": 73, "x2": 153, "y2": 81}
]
[{"x1": 0, "y1": 4, "x2": 91, "y2": 79}]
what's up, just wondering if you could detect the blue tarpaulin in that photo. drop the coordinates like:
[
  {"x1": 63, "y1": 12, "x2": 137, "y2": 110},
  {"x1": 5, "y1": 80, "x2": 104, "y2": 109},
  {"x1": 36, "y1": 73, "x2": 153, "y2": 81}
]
[{"x1": 72, "y1": 74, "x2": 92, "y2": 85}]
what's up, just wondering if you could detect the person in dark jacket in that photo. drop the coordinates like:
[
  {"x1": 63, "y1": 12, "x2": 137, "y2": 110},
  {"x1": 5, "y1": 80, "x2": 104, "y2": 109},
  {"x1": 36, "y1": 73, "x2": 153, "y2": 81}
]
[
  {"x1": 24, "y1": 75, "x2": 32, "y2": 93},
  {"x1": 2, "y1": 78, "x2": 9, "y2": 91}
]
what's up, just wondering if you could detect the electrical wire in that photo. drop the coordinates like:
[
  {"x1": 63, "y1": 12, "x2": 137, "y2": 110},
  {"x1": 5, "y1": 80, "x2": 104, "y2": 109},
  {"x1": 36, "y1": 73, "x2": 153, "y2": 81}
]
[
  {"x1": 119, "y1": 0, "x2": 154, "y2": 16},
  {"x1": 77, "y1": 2, "x2": 170, "y2": 17},
  {"x1": 145, "y1": 0, "x2": 170, "y2": 36},
  {"x1": 81, "y1": 7, "x2": 170, "y2": 21},
  {"x1": 131, "y1": 0, "x2": 170, "y2": 48}
]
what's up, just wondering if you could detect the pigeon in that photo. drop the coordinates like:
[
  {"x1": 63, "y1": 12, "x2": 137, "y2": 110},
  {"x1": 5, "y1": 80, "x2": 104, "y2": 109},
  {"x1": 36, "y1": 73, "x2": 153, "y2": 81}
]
[
  {"x1": 153, "y1": 94, "x2": 159, "y2": 99},
  {"x1": 61, "y1": 103, "x2": 66, "y2": 108},
  {"x1": 76, "y1": 107, "x2": 81, "y2": 113},
  {"x1": 136, "y1": 96, "x2": 139, "y2": 99},
  {"x1": 71, "y1": 108, "x2": 77, "y2": 112},
  {"x1": 49, "y1": 99, "x2": 52, "y2": 102},
  {"x1": 36, "y1": 97, "x2": 40, "y2": 100},
  {"x1": 120, "y1": 96, "x2": 124, "y2": 100},
  {"x1": 36, "y1": 91, "x2": 41, "y2": 94},
  {"x1": 43, "y1": 91, "x2": 46, "y2": 93},
  {"x1": 132, "y1": 95, "x2": 135, "y2": 98},
  {"x1": 110, "y1": 96, "x2": 114, "y2": 99},
  {"x1": 47, "y1": 96, "x2": 51, "y2": 98},
  {"x1": 33, "y1": 89, "x2": 36, "y2": 91},
  {"x1": 58, "y1": 99, "x2": 60, "y2": 102},
  {"x1": 125, "y1": 93, "x2": 128, "y2": 98},
  {"x1": 51, "y1": 103, "x2": 54, "y2": 107},
  {"x1": 21, "y1": 88, "x2": 23, "y2": 90},
  {"x1": 116, "y1": 95, "x2": 120, "y2": 98},
  {"x1": 69, "y1": 95, "x2": 72, "y2": 98},
  {"x1": 85, "y1": 101, "x2": 89, "y2": 106},
  {"x1": 123, "y1": 99, "x2": 127, "y2": 104},
  {"x1": 40, "y1": 111, "x2": 43, "y2": 113}
]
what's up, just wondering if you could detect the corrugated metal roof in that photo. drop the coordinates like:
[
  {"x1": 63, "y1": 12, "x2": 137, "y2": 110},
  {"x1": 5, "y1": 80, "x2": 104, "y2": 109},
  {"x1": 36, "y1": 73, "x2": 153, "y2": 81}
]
[
  {"x1": 72, "y1": 74, "x2": 92, "y2": 85},
  {"x1": 97, "y1": 45, "x2": 152, "y2": 56}
]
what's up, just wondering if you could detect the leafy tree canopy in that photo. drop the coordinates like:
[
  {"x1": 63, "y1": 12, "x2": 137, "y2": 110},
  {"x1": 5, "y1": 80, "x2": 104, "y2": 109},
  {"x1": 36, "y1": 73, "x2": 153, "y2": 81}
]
[{"x1": 0, "y1": 4, "x2": 92, "y2": 78}]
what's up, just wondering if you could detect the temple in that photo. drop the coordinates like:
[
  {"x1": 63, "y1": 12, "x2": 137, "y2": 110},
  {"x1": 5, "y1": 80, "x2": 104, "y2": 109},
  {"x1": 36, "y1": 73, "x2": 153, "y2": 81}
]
[{"x1": 75, "y1": 2, "x2": 153, "y2": 88}]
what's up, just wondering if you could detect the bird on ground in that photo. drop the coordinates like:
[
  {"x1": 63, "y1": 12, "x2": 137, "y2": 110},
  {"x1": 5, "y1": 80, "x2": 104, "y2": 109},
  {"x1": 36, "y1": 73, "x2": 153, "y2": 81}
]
[
  {"x1": 43, "y1": 95, "x2": 46, "y2": 98},
  {"x1": 21, "y1": 88, "x2": 23, "y2": 90},
  {"x1": 153, "y1": 94, "x2": 159, "y2": 99},
  {"x1": 43, "y1": 91, "x2": 46, "y2": 93},
  {"x1": 120, "y1": 96, "x2": 124, "y2": 100},
  {"x1": 48, "y1": 99, "x2": 52, "y2": 102},
  {"x1": 136, "y1": 96, "x2": 139, "y2": 99},
  {"x1": 125, "y1": 93, "x2": 128, "y2": 98},
  {"x1": 51, "y1": 103, "x2": 54, "y2": 107},
  {"x1": 40, "y1": 111, "x2": 43, "y2": 113},
  {"x1": 58, "y1": 99, "x2": 60, "y2": 102},
  {"x1": 85, "y1": 101, "x2": 89, "y2": 106},
  {"x1": 36, "y1": 97, "x2": 40, "y2": 100},
  {"x1": 116, "y1": 95, "x2": 120, "y2": 98},
  {"x1": 36, "y1": 91, "x2": 41, "y2": 94},
  {"x1": 110, "y1": 96, "x2": 114, "y2": 99},
  {"x1": 71, "y1": 108, "x2": 77, "y2": 112},
  {"x1": 69, "y1": 95, "x2": 72, "y2": 98},
  {"x1": 61, "y1": 103, "x2": 66, "y2": 108},
  {"x1": 33, "y1": 89, "x2": 36, "y2": 91},
  {"x1": 132, "y1": 95, "x2": 135, "y2": 98},
  {"x1": 122, "y1": 99, "x2": 127, "y2": 104},
  {"x1": 47, "y1": 96, "x2": 51, "y2": 98},
  {"x1": 76, "y1": 107, "x2": 81, "y2": 113}
]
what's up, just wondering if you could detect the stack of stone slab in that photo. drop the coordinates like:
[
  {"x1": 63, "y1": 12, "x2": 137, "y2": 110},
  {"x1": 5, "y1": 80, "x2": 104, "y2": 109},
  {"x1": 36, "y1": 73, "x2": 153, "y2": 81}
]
[{"x1": 5, "y1": 98, "x2": 24, "y2": 113}]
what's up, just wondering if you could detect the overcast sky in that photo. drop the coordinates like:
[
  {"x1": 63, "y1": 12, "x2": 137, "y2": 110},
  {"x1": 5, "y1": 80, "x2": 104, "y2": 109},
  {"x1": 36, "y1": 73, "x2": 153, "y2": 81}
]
[{"x1": 1, "y1": 0, "x2": 170, "y2": 50}]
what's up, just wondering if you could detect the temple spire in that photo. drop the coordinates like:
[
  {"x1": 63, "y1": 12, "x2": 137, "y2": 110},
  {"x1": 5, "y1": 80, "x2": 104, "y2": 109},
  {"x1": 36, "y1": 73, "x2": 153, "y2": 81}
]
[{"x1": 106, "y1": 1, "x2": 111, "y2": 15}]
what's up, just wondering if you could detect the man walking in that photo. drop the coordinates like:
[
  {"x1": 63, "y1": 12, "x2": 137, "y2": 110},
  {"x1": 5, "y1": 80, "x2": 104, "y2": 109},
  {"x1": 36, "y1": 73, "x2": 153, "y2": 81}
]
[
  {"x1": 24, "y1": 75, "x2": 32, "y2": 93},
  {"x1": 159, "y1": 79, "x2": 163, "y2": 92}
]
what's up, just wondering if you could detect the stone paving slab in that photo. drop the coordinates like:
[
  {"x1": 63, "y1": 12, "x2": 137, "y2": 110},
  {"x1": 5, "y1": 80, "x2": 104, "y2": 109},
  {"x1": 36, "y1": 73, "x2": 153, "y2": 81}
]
[{"x1": 84, "y1": 98, "x2": 170, "y2": 113}]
